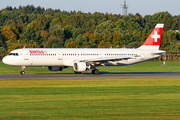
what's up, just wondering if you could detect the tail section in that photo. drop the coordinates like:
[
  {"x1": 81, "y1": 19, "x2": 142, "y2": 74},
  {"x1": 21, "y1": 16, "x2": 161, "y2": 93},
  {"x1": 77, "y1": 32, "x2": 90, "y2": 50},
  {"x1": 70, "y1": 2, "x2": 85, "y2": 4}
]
[{"x1": 139, "y1": 24, "x2": 164, "y2": 50}]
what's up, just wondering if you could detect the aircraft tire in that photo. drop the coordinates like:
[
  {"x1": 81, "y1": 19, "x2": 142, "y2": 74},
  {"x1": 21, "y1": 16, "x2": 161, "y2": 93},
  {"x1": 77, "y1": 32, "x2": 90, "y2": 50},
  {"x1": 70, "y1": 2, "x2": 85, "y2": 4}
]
[
  {"x1": 92, "y1": 69, "x2": 99, "y2": 75},
  {"x1": 74, "y1": 71, "x2": 81, "y2": 74},
  {"x1": 20, "y1": 71, "x2": 25, "y2": 75},
  {"x1": 92, "y1": 70, "x2": 95, "y2": 74}
]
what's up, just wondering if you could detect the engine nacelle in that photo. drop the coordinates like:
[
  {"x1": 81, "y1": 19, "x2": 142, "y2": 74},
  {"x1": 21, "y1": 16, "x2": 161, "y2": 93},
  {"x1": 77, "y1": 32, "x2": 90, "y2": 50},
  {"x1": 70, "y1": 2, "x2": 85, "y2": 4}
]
[
  {"x1": 48, "y1": 66, "x2": 68, "y2": 71},
  {"x1": 73, "y1": 62, "x2": 91, "y2": 72}
]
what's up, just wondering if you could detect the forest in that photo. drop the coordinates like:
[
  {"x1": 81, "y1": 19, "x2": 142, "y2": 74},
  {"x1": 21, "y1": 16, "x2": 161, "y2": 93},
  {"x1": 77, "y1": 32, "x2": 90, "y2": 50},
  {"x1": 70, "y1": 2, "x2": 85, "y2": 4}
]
[{"x1": 0, "y1": 5, "x2": 180, "y2": 57}]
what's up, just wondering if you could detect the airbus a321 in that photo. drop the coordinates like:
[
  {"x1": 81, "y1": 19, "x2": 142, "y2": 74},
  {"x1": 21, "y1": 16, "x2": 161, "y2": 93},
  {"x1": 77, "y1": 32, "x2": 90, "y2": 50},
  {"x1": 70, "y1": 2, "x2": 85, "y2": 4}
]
[{"x1": 2, "y1": 24, "x2": 166, "y2": 75}]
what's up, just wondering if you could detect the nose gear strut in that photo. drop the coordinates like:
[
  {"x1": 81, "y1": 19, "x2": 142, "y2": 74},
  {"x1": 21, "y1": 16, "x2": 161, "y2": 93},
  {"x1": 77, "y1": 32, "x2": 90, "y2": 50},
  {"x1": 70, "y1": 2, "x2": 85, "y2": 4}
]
[{"x1": 20, "y1": 66, "x2": 25, "y2": 75}]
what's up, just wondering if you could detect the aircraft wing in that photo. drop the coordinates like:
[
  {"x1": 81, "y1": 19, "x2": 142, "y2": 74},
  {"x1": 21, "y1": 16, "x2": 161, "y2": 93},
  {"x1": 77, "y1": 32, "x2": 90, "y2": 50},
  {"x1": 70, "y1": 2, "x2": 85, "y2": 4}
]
[{"x1": 77, "y1": 56, "x2": 131, "y2": 63}]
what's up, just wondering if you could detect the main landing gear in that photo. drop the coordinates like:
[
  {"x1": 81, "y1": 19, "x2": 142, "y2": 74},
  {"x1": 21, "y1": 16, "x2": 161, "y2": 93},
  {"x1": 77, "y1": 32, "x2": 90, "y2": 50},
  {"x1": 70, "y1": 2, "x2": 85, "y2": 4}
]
[
  {"x1": 92, "y1": 69, "x2": 99, "y2": 75},
  {"x1": 74, "y1": 71, "x2": 81, "y2": 74},
  {"x1": 74, "y1": 69, "x2": 99, "y2": 75},
  {"x1": 20, "y1": 66, "x2": 25, "y2": 75}
]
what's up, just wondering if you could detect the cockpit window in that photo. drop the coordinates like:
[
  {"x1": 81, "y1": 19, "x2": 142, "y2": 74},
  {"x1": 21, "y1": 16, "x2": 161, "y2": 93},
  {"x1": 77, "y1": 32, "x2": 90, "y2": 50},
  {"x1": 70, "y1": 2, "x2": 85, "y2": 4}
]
[{"x1": 8, "y1": 53, "x2": 19, "y2": 56}]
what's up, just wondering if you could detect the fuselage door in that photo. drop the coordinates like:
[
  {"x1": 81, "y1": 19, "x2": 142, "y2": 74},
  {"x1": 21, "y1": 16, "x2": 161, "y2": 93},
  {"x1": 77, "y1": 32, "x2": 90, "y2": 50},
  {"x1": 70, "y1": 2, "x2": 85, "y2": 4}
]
[
  {"x1": 140, "y1": 50, "x2": 145, "y2": 60},
  {"x1": 58, "y1": 50, "x2": 62, "y2": 60},
  {"x1": 24, "y1": 49, "x2": 29, "y2": 60}
]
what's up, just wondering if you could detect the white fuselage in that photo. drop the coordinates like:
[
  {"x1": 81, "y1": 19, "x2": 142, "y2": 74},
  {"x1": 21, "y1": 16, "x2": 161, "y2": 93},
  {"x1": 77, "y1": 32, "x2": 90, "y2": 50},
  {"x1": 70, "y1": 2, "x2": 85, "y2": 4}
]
[{"x1": 2, "y1": 48, "x2": 163, "y2": 67}]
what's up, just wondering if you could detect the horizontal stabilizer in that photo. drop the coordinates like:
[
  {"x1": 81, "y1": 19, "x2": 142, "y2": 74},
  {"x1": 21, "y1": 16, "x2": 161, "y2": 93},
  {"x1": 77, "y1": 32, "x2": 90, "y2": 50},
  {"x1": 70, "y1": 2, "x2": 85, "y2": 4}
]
[{"x1": 153, "y1": 50, "x2": 166, "y2": 55}]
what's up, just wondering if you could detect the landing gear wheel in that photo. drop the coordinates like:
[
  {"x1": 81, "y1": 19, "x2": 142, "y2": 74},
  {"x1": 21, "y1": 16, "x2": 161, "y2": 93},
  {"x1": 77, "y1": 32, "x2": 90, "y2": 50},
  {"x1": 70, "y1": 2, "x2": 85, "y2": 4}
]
[
  {"x1": 74, "y1": 71, "x2": 81, "y2": 74},
  {"x1": 92, "y1": 69, "x2": 99, "y2": 75},
  {"x1": 20, "y1": 71, "x2": 25, "y2": 75},
  {"x1": 20, "y1": 66, "x2": 26, "y2": 75},
  {"x1": 92, "y1": 70, "x2": 95, "y2": 74}
]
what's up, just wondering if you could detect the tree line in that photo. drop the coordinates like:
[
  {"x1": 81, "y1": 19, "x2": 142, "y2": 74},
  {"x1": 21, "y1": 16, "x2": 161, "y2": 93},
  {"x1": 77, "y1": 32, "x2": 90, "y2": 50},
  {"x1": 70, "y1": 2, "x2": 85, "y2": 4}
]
[{"x1": 0, "y1": 5, "x2": 180, "y2": 55}]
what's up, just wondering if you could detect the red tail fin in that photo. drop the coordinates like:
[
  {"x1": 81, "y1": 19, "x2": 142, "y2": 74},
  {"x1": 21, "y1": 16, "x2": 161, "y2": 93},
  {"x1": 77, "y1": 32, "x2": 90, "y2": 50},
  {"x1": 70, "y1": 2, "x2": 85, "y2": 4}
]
[{"x1": 139, "y1": 24, "x2": 164, "y2": 50}]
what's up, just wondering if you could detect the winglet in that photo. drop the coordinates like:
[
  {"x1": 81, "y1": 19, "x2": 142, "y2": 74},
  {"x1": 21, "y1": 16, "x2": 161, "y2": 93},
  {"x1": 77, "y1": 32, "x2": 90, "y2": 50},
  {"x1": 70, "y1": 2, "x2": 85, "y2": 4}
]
[{"x1": 139, "y1": 23, "x2": 164, "y2": 50}]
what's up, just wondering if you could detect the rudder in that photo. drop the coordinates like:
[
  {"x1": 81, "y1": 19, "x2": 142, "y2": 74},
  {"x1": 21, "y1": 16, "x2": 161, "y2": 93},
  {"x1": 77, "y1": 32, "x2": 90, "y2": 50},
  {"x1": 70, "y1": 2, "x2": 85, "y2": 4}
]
[{"x1": 139, "y1": 24, "x2": 164, "y2": 50}]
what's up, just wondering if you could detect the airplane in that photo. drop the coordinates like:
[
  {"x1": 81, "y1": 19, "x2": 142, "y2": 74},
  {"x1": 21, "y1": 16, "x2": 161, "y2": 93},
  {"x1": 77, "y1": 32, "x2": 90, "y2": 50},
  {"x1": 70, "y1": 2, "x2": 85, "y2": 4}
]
[{"x1": 2, "y1": 23, "x2": 166, "y2": 75}]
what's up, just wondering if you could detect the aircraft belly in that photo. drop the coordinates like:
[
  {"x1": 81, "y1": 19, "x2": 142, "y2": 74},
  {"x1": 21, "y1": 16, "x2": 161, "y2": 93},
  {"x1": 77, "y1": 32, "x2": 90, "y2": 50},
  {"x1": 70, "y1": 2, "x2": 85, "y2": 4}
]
[
  {"x1": 31, "y1": 57, "x2": 62, "y2": 66},
  {"x1": 18, "y1": 57, "x2": 63, "y2": 66}
]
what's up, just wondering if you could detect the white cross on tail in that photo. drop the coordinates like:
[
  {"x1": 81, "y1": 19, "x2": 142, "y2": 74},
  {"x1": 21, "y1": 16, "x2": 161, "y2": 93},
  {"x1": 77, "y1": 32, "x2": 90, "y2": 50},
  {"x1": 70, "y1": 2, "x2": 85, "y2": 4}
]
[{"x1": 151, "y1": 31, "x2": 160, "y2": 42}]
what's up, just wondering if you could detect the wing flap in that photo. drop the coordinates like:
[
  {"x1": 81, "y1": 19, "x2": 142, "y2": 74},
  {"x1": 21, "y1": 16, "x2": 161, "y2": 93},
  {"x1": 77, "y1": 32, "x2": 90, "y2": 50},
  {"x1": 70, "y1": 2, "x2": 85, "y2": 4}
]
[{"x1": 77, "y1": 56, "x2": 131, "y2": 63}]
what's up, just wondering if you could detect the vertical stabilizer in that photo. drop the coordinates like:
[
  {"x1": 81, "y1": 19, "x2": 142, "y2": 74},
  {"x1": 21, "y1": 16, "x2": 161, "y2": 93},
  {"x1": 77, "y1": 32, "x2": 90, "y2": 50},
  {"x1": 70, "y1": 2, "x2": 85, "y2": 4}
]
[{"x1": 139, "y1": 24, "x2": 164, "y2": 50}]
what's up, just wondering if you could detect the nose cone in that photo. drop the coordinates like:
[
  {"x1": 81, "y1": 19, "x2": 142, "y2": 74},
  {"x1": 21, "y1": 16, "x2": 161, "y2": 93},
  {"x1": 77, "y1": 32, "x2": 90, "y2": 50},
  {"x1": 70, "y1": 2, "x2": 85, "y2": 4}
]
[{"x1": 2, "y1": 56, "x2": 8, "y2": 65}]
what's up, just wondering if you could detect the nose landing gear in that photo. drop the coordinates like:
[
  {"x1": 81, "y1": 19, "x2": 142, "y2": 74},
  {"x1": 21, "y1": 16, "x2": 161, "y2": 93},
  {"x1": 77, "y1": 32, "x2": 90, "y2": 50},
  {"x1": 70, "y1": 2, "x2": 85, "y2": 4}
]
[
  {"x1": 20, "y1": 66, "x2": 25, "y2": 75},
  {"x1": 20, "y1": 71, "x2": 25, "y2": 75}
]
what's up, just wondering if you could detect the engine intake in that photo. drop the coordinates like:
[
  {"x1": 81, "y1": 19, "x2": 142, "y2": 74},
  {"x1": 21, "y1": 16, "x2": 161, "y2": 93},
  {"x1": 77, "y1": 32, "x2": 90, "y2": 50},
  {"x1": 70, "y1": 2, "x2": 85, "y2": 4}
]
[{"x1": 73, "y1": 62, "x2": 91, "y2": 72}]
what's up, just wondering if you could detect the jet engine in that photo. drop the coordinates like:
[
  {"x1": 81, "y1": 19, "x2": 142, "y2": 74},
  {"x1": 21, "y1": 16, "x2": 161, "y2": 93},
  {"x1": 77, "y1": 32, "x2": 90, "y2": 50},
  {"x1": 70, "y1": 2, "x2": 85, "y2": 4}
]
[
  {"x1": 48, "y1": 66, "x2": 68, "y2": 71},
  {"x1": 73, "y1": 62, "x2": 91, "y2": 72}
]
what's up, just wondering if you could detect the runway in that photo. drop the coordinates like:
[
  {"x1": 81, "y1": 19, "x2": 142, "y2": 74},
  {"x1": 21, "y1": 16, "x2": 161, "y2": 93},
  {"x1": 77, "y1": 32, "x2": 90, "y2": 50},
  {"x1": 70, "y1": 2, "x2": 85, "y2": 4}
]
[{"x1": 0, "y1": 72, "x2": 180, "y2": 79}]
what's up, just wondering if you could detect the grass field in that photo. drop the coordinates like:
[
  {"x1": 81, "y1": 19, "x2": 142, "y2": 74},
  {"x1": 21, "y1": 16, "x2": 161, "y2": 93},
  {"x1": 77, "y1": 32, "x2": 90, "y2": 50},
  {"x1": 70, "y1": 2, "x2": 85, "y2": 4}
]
[
  {"x1": 0, "y1": 78, "x2": 180, "y2": 119},
  {"x1": 0, "y1": 61, "x2": 180, "y2": 73}
]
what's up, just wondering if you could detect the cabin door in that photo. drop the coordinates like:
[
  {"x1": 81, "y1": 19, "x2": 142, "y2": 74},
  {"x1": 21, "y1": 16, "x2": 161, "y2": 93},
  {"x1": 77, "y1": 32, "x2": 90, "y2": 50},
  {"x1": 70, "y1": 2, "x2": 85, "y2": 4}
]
[
  {"x1": 58, "y1": 50, "x2": 62, "y2": 60},
  {"x1": 140, "y1": 51, "x2": 145, "y2": 60},
  {"x1": 24, "y1": 49, "x2": 29, "y2": 60}
]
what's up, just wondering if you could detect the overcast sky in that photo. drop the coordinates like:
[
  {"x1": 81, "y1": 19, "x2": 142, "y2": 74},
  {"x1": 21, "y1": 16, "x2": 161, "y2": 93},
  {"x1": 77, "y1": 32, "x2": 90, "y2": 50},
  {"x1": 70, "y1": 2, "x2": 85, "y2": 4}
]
[{"x1": 0, "y1": 0, "x2": 179, "y2": 16}]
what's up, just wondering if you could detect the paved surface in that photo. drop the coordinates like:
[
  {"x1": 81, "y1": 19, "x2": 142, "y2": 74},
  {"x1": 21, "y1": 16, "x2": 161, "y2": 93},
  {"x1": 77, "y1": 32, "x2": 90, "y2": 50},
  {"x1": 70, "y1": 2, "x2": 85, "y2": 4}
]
[{"x1": 0, "y1": 72, "x2": 180, "y2": 79}]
